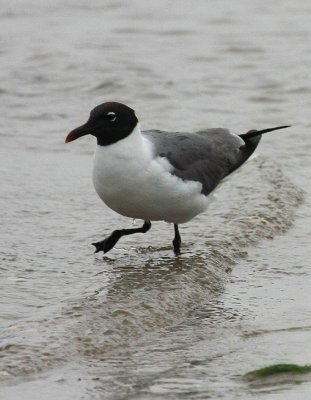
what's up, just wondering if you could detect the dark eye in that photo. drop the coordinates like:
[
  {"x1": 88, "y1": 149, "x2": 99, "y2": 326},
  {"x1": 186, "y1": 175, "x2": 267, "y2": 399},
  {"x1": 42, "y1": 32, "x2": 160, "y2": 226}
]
[{"x1": 106, "y1": 112, "x2": 116, "y2": 122}]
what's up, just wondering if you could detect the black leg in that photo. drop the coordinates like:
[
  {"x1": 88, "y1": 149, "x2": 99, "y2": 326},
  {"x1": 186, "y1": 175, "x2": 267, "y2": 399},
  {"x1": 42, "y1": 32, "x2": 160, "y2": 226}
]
[
  {"x1": 172, "y1": 224, "x2": 181, "y2": 254},
  {"x1": 92, "y1": 220, "x2": 151, "y2": 254}
]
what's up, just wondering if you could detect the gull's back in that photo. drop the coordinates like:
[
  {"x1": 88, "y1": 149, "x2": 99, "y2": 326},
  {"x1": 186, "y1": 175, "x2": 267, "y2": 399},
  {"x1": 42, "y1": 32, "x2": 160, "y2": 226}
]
[{"x1": 143, "y1": 128, "x2": 261, "y2": 195}]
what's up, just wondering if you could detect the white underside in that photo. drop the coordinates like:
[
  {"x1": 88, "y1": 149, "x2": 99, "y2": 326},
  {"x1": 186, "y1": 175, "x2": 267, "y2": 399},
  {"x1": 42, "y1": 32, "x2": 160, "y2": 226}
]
[{"x1": 92, "y1": 124, "x2": 208, "y2": 224}]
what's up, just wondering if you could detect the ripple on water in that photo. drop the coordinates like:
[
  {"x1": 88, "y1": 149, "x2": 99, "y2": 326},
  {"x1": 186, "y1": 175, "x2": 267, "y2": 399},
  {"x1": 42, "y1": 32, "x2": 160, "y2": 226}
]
[{"x1": 0, "y1": 157, "x2": 304, "y2": 382}]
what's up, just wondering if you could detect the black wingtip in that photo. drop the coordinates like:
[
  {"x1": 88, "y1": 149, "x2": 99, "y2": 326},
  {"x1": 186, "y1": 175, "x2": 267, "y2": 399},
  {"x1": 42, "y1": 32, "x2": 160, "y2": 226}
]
[
  {"x1": 257, "y1": 125, "x2": 291, "y2": 135},
  {"x1": 240, "y1": 125, "x2": 291, "y2": 139}
]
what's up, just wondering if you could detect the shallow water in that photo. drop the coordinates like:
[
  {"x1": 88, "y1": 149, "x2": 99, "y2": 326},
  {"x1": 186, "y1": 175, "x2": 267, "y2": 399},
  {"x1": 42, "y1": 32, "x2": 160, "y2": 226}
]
[{"x1": 1, "y1": 1, "x2": 311, "y2": 399}]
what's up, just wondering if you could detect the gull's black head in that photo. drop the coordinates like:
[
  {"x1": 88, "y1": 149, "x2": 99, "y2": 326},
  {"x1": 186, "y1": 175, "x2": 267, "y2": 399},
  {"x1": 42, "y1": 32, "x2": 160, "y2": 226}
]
[{"x1": 65, "y1": 102, "x2": 138, "y2": 146}]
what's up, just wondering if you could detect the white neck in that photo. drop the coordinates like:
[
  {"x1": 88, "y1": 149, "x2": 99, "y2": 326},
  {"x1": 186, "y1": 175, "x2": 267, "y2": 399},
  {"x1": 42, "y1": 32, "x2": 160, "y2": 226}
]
[
  {"x1": 94, "y1": 122, "x2": 152, "y2": 166},
  {"x1": 93, "y1": 122, "x2": 153, "y2": 198}
]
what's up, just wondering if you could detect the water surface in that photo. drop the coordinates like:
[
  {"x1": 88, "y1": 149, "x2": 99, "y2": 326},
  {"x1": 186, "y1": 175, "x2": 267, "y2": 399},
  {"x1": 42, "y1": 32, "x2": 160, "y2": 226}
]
[{"x1": 1, "y1": 1, "x2": 311, "y2": 399}]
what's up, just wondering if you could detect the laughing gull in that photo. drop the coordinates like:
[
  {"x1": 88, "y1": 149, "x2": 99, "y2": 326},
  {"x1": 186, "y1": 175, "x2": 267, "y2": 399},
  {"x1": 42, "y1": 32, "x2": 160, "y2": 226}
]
[{"x1": 65, "y1": 102, "x2": 289, "y2": 254}]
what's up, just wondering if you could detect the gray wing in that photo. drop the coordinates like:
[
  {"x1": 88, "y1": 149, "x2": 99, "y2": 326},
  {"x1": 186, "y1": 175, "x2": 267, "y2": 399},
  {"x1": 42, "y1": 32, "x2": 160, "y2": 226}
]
[{"x1": 143, "y1": 128, "x2": 261, "y2": 195}]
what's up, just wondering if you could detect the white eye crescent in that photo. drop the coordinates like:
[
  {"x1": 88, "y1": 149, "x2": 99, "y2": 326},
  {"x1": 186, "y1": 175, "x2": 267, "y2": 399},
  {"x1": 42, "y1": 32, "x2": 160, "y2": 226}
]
[{"x1": 107, "y1": 112, "x2": 116, "y2": 122}]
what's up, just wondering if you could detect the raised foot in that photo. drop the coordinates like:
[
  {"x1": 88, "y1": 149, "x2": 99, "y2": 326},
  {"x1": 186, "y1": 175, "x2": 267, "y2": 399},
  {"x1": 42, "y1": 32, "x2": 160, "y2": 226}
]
[
  {"x1": 92, "y1": 222, "x2": 151, "y2": 254},
  {"x1": 92, "y1": 234, "x2": 120, "y2": 254}
]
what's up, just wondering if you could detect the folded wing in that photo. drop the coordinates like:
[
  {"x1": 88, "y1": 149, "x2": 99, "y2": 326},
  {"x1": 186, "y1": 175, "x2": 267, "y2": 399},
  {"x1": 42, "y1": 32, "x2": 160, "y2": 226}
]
[{"x1": 144, "y1": 128, "x2": 261, "y2": 195}]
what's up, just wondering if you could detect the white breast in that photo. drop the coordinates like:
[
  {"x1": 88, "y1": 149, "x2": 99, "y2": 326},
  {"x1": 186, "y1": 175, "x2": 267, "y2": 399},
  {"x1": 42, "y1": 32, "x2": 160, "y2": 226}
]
[{"x1": 92, "y1": 124, "x2": 208, "y2": 223}]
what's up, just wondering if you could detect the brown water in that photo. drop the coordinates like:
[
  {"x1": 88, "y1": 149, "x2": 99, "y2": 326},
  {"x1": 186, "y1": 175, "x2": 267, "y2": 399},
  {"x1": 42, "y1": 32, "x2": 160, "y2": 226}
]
[{"x1": 1, "y1": 1, "x2": 311, "y2": 399}]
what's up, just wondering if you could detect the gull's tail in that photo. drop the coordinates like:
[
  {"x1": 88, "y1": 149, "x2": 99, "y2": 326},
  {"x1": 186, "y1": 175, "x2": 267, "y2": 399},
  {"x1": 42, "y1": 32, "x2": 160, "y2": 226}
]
[
  {"x1": 239, "y1": 125, "x2": 291, "y2": 140},
  {"x1": 226, "y1": 125, "x2": 291, "y2": 177}
]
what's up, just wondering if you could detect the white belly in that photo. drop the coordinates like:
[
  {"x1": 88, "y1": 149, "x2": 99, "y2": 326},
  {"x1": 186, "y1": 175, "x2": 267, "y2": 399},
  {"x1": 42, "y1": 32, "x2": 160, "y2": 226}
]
[{"x1": 92, "y1": 127, "x2": 208, "y2": 224}]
